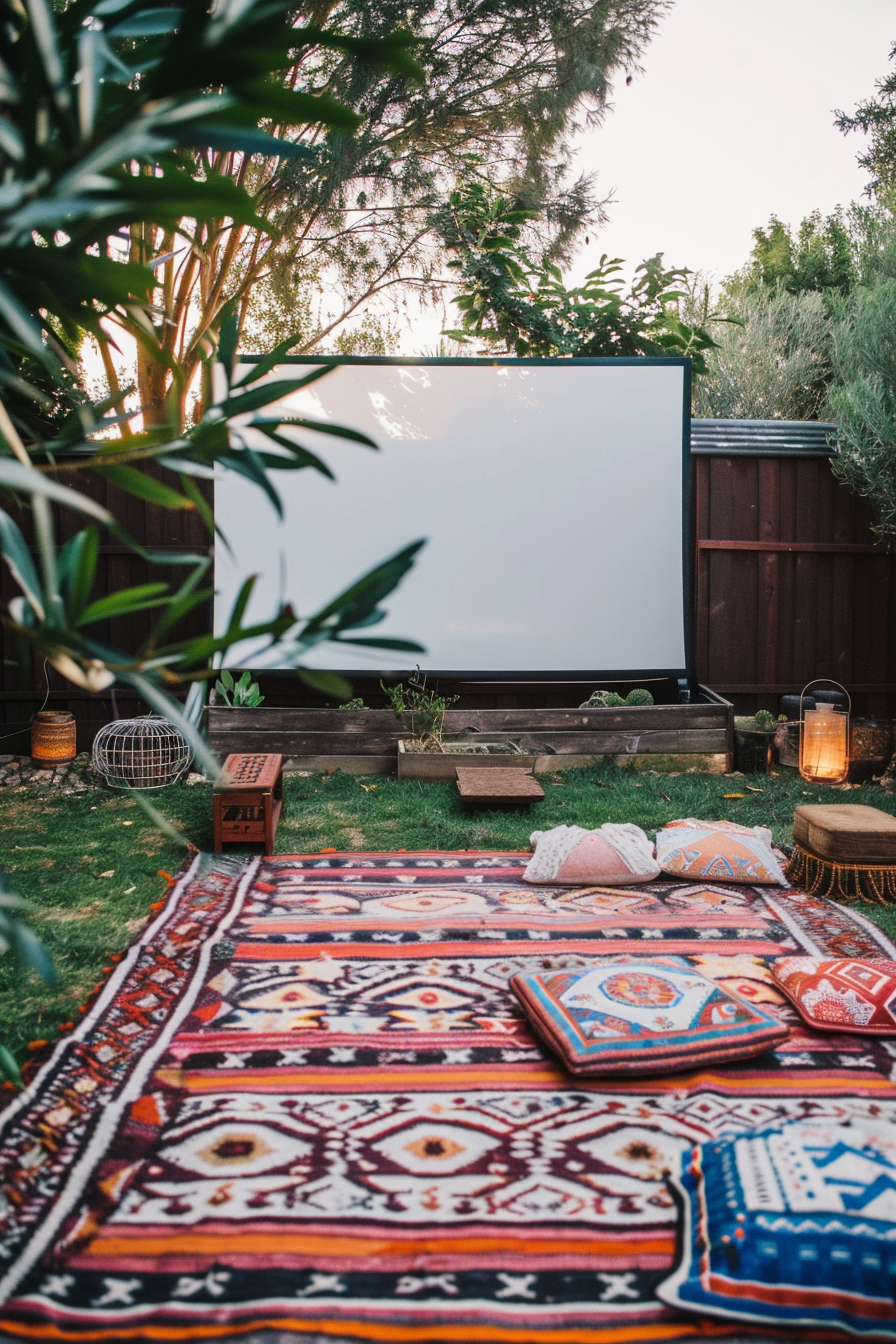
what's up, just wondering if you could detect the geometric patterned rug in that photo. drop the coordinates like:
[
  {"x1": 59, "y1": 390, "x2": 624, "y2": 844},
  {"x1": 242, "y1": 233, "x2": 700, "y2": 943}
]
[{"x1": 2, "y1": 849, "x2": 896, "y2": 1342}]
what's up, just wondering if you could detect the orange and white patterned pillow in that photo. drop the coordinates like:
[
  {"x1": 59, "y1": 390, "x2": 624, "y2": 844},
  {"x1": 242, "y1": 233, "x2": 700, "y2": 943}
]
[
  {"x1": 655, "y1": 819, "x2": 787, "y2": 886},
  {"x1": 664, "y1": 817, "x2": 774, "y2": 846}
]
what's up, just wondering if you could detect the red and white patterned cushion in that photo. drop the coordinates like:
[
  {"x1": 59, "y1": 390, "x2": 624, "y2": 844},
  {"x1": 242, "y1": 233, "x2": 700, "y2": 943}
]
[{"x1": 771, "y1": 956, "x2": 896, "y2": 1035}]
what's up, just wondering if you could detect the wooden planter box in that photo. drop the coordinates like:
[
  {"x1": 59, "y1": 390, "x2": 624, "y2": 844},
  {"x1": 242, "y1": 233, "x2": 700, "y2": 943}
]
[
  {"x1": 398, "y1": 740, "x2": 537, "y2": 782},
  {"x1": 207, "y1": 686, "x2": 733, "y2": 775}
]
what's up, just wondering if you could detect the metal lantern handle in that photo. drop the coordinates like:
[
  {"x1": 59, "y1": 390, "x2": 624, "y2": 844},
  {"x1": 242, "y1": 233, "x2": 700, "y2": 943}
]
[{"x1": 799, "y1": 679, "x2": 851, "y2": 723}]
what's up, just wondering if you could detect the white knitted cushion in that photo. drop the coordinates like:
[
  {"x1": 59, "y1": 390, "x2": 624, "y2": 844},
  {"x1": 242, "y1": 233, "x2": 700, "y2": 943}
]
[{"x1": 524, "y1": 824, "x2": 660, "y2": 886}]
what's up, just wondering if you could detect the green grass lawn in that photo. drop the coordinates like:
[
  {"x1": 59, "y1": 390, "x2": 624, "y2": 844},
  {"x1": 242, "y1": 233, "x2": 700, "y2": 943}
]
[{"x1": 2, "y1": 762, "x2": 895, "y2": 1073}]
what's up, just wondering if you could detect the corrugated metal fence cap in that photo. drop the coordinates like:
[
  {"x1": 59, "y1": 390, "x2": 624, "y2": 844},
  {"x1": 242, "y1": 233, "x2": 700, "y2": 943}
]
[{"x1": 691, "y1": 419, "x2": 836, "y2": 456}]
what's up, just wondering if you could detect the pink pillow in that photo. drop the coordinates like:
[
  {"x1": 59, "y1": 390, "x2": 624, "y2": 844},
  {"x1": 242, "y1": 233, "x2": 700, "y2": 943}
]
[{"x1": 523, "y1": 824, "x2": 660, "y2": 886}]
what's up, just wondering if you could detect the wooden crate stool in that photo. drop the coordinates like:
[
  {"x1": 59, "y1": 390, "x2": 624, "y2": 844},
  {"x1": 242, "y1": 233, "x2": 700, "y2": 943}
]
[
  {"x1": 786, "y1": 803, "x2": 896, "y2": 902},
  {"x1": 214, "y1": 753, "x2": 283, "y2": 855}
]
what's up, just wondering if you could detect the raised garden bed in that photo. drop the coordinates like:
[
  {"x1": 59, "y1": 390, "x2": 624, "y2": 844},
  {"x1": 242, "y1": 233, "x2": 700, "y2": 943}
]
[
  {"x1": 207, "y1": 682, "x2": 733, "y2": 774},
  {"x1": 398, "y1": 739, "x2": 536, "y2": 781}
]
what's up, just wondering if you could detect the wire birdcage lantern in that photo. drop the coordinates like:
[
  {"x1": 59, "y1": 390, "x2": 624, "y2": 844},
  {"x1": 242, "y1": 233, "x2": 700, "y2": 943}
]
[{"x1": 91, "y1": 715, "x2": 192, "y2": 789}]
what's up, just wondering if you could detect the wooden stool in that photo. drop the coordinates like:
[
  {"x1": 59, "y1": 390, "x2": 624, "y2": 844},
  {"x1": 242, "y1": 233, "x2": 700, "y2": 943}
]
[
  {"x1": 787, "y1": 804, "x2": 896, "y2": 902},
  {"x1": 213, "y1": 753, "x2": 283, "y2": 855},
  {"x1": 456, "y1": 767, "x2": 545, "y2": 806}
]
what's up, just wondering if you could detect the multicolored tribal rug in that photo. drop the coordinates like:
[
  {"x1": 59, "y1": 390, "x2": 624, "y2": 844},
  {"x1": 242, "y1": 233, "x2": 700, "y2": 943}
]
[{"x1": 2, "y1": 850, "x2": 896, "y2": 1343}]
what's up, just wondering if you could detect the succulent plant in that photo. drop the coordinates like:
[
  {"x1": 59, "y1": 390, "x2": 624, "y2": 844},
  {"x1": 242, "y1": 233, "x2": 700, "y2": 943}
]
[
  {"x1": 754, "y1": 709, "x2": 777, "y2": 731},
  {"x1": 580, "y1": 690, "x2": 612, "y2": 708},
  {"x1": 625, "y1": 688, "x2": 655, "y2": 706},
  {"x1": 215, "y1": 670, "x2": 264, "y2": 707},
  {"x1": 580, "y1": 689, "x2": 629, "y2": 709}
]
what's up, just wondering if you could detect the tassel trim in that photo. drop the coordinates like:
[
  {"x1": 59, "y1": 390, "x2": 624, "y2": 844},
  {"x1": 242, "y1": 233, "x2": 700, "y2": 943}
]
[{"x1": 786, "y1": 843, "x2": 896, "y2": 905}]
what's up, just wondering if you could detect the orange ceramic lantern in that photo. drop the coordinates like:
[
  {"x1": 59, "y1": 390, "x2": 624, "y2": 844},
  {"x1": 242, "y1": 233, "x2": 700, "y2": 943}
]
[
  {"x1": 31, "y1": 710, "x2": 77, "y2": 767},
  {"x1": 799, "y1": 681, "x2": 850, "y2": 785}
]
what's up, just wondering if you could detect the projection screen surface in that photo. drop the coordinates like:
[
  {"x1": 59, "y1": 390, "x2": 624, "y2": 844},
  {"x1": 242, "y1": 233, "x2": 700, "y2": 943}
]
[{"x1": 214, "y1": 358, "x2": 690, "y2": 676}]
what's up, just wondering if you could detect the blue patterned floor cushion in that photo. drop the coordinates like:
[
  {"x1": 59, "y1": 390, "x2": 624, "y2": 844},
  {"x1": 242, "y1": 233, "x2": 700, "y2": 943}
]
[
  {"x1": 509, "y1": 956, "x2": 788, "y2": 1076},
  {"x1": 658, "y1": 1117, "x2": 896, "y2": 1337}
]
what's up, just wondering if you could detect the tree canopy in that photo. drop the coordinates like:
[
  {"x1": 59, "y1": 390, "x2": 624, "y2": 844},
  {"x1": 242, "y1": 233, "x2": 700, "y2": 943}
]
[
  {"x1": 735, "y1": 211, "x2": 856, "y2": 298},
  {"x1": 93, "y1": 0, "x2": 670, "y2": 426},
  {"x1": 437, "y1": 181, "x2": 718, "y2": 367},
  {"x1": 836, "y1": 41, "x2": 896, "y2": 200}
]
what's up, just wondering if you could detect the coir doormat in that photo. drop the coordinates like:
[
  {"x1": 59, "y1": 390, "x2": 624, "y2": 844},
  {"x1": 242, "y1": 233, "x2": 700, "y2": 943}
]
[{"x1": 2, "y1": 850, "x2": 896, "y2": 1342}]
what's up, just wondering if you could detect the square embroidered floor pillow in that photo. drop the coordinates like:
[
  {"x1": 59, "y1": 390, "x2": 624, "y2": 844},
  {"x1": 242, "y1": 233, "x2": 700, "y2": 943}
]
[
  {"x1": 664, "y1": 817, "x2": 774, "y2": 847},
  {"x1": 509, "y1": 956, "x2": 788, "y2": 1075},
  {"x1": 772, "y1": 956, "x2": 896, "y2": 1036},
  {"x1": 659, "y1": 1118, "x2": 896, "y2": 1338},
  {"x1": 523, "y1": 823, "x2": 660, "y2": 886},
  {"x1": 655, "y1": 819, "x2": 787, "y2": 886}
]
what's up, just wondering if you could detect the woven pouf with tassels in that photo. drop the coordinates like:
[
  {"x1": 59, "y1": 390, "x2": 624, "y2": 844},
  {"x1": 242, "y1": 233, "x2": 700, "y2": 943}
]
[{"x1": 786, "y1": 804, "x2": 896, "y2": 904}]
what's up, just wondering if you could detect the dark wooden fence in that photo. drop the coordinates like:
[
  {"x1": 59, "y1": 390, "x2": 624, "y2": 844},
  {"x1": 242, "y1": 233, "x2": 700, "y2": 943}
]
[
  {"x1": 2, "y1": 420, "x2": 895, "y2": 750},
  {"x1": 692, "y1": 422, "x2": 896, "y2": 717}
]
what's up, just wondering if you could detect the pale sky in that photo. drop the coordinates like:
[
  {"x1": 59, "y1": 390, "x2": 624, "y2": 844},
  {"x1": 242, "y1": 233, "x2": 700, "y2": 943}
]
[{"x1": 573, "y1": 0, "x2": 894, "y2": 286}]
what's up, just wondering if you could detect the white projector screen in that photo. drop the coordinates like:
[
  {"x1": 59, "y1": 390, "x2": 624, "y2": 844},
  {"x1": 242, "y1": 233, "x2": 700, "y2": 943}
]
[{"x1": 214, "y1": 358, "x2": 691, "y2": 677}]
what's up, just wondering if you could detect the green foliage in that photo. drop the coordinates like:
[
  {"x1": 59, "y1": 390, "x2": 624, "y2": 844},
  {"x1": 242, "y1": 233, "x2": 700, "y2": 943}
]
[
  {"x1": 690, "y1": 207, "x2": 870, "y2": 421},
  {"x1": 215, "y1": 671, "x2": 264, "y2": 708},
  {"x1": 0, "y1": 0, "x2": 427, "y2": 774},
  {"x1": 753, "y1": 709, "x2": 777, "y2": 732},
  {"x1": 339, "y1": 697, "x2": 368, "y2": 710},
  {"x1": 836, "y1": 42, "x2": 896, "y2": 199},
  {"x1": 690, "y1": 284, "x2": 833, "y2": 421},
  {"x1": 625, "y1": 688, "x2": 654, "y2": 706},
  {"x1": 264, "y1": 1, "x2": 667, "y2": 335},
  {"x1": 579, "y1": 690, "x2": 627, "y2": 708},
  {"x1": 437, "y1": 183, "x2": 722, "y2": 370},
  {"x1": 736, "y1": 211, "x2": 855, "y2": 298},
  {"x1": 828, "y1": 257, "x2": 896, "y2": 544},
  {"x1": 381, "y1": 678, "x2": 459, "y2": 750},
  {"x1": 99, "y1": 0, "x2": 667, "y2": 410},
  {"x1": 0, "y1": 875, "x2": 55, "y2": 1087}
]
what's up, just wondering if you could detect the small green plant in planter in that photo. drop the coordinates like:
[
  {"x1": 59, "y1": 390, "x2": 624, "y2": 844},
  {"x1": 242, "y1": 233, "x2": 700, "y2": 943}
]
[
  {"x1": 580, "y1": 690, "x2": 625, "y2": 707},
  {"x1": 579, "y1": 688, "x2": 654, "y2": 708},
  {"x1": 381, "y1": 679, "x2": 459, "y2": 752},
  {"x1": 215, "y1": 671, "x2": 265, "y2": 707},
  {"x1": 339, "y1": 697, "x2": 367, "y2": 710}
]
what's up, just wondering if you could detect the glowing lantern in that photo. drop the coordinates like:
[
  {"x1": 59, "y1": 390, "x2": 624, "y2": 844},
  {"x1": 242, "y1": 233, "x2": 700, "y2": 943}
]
[{"x1": 799, "y1": 681, "x2": 850, "y2": 785}]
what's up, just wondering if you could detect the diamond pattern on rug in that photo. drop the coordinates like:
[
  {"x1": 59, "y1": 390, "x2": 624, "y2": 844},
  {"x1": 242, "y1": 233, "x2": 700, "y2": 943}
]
[{"x1": 1, "y1": 850, "x2": 896, "y2": 1342}]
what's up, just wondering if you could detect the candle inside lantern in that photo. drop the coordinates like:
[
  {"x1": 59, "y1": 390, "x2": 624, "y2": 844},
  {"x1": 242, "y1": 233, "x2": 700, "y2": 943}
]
[{"x1": 800, "y1": 702, "x2": 849, "y2": 784}]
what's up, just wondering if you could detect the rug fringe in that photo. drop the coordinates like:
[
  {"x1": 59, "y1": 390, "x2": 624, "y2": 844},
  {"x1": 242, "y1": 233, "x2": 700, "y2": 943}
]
[{"x1": 786, "y1": 843, "x2": 896, "y2": 905}]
